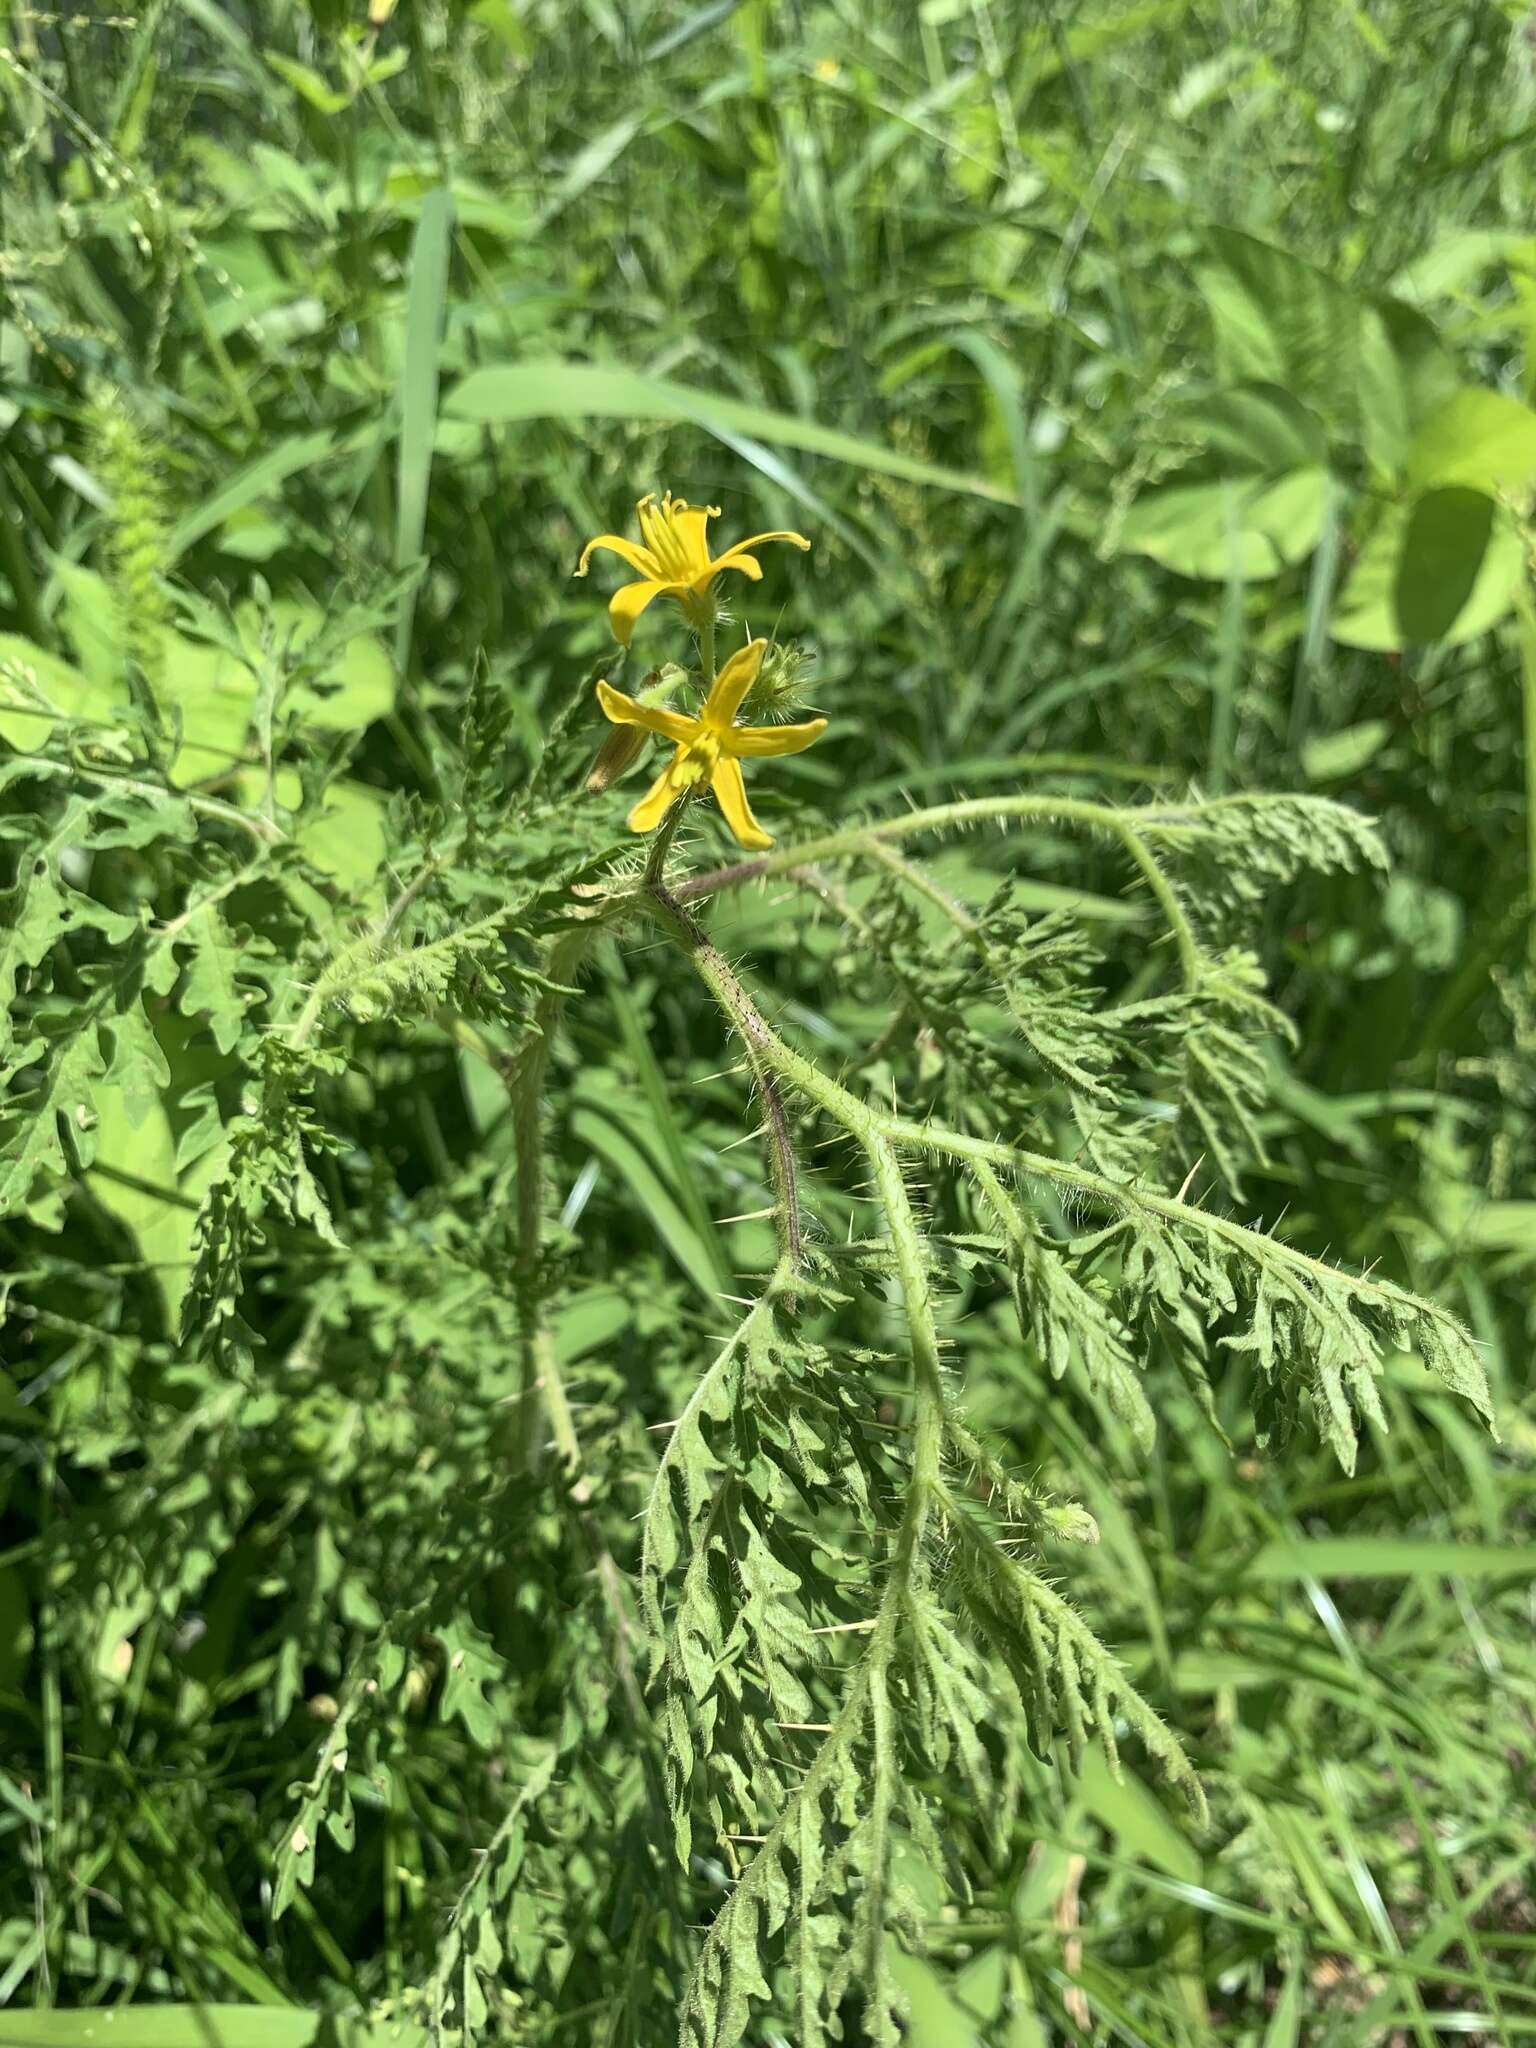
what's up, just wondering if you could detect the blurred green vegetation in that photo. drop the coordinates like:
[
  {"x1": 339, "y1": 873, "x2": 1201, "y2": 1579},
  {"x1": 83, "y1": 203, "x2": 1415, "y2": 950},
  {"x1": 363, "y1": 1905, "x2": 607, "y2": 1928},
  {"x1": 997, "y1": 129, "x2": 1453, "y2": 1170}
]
[{"x1": 2, "y1": 0, "x2": 1534, "y2": 2041}]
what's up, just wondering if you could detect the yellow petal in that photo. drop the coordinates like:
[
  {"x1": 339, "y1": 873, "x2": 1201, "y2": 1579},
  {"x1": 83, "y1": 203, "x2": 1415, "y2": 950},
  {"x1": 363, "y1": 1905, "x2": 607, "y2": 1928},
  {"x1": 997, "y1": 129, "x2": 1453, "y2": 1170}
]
[
  {"x1": 596, "y1": 680, "x2": 699, "y2": 745},
  {"x1": 607, "y1": 577, "x2": 672, "y2": 647},
  {"x1": 712, "y1": 530, "x2": 811, "y2": 580},
  {"x1": 727, "y1": 716, "x2": 827, "y2": 759},
  {"x1": 627, "y1": 752, "x2": 689, "y2": 833},
  {"x1": 710, "y1": 756, "x2": 773, "y2": 851},
  {"x1": 713, "y1": 550, "x2": 764, "y2": 583},
  {"x1": 576, "y1": 533, "x2": 659, "y2": 579},
  {"x1": 701, "y1": 638, "x2": 767, "y2": 727}
]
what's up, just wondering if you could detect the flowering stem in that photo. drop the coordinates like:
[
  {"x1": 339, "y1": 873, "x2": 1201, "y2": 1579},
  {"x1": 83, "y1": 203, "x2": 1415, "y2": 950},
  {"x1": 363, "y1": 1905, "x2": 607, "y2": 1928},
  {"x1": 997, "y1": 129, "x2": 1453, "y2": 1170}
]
[
  {"x1": 647, "y1": 881, "x2": 941, "y2": 1426},
  {"x1": 755, "y1": 1064, "x2": 804, "y2": 1273},
  {"x1": 647, "y1": 883, "x2": 805, "y2": 1266},
  {"x1": 642, "y1": 789, "x2": 691, "y2": 884},
  {"x1": 697, "y1": 610, "x2": 717, "y2": 690}
]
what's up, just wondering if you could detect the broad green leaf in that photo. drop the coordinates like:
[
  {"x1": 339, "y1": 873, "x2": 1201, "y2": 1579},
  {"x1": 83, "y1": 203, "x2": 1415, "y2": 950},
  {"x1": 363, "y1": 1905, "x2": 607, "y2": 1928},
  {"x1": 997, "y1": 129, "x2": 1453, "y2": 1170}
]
[
  {"x1": 291, "y1": 778, "x2": 388, "y2": 889},
  {"x1": 52, "y1": 564, "x2": 258, "y2": 777},
  {"x1": 0, "y1": 633, "x2": 116, "y2": 751},
  {"x1": 230, "y1": 769, "x2": 389, "y2": 891},
  {"x1": 1302, "y1": 719, "x2": 1391, "y2": 783},
  {"x1": 952, "y1": 1947, "x2": 1010, "y2": 2026},
  {"x1": 1172, "y1": 382, "x2": 1327, "y2": 473},
  {"x1": 1427, "y1": 1194, "x2": 1536, "y2": 1262},
  {"x1": 1333, "y1": 499, "x2": 1523, "y2": 650},
  {"x1": 1201, "y1": 229, "x2": 1361, "y2": 427},
  {"x1": 443, "y1": 359, "x2": 1017, "y2": 504},
  {"x1": 87, "y1": 1082, "x2": 225, "y2": 1328},
  {"x1": 1194, "y1": 262, "x2": 1286, "y2": 387},
  {"x1": 1394, "y1": 486, "x2": 1495, "y2": 643},
  {"x1": 211, "y1": 509, "x2": 288, "y2": 562},
  {"x1": 33, "y1": 571, "x2": 393, "y2": 782},
  {"x1": 234, "y1": 599, "x2": 395, "y2": 731},
  {"x1": 1403, "y1": 387, "x2": 1536, "y2": 493},
  {"x1": 1357, "y1": 298, "x2": 1460, "y2": 473},
  {"x1": 54, "y1": 559, "x2": 124, "y2": 688},
  {"x1": 551, "y1": 1285, "x2": 631, "y2": 1361},
  {"x1": 1197, "y1": 231, "x2": 1457, "y2": 466},
  {"x1": 1115, "y1": 380, "x2": 1331, "y2": 580},
  {"x1": 159, "y1": 629, "x2": 261, "y2": 777},
  {"x1": 1117, "y1": 467, "x2": 1327, "y2": 580},
  {"x1": 886, "y1": 1946, "x2": 983, "y2": 2047}
]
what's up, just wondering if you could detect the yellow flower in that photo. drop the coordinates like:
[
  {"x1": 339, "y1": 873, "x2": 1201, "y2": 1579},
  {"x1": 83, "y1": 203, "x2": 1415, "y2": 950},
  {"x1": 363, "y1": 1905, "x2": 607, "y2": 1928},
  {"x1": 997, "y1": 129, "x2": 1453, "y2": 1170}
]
[
  {"x1": 596, "y1": 638, "x2": 825, "y2": 851},
  {"x1": 577, "y1": 492, "x2": 810, "y2": 647}
]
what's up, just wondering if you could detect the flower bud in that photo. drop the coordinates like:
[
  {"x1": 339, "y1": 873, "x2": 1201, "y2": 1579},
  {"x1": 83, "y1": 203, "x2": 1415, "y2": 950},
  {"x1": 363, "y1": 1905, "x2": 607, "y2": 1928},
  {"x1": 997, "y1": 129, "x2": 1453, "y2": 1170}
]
[
  {"x1": 585, "y1": 722, "x2": 647, "y2": 795},
  {"x1": 585, "y1": 665, "x2": 690, "y2": 793},
  {"x1": 741, "y1": 641, "x2": 816, "y2": 721},
  {"x1": 1045, "y1": 1503, "x2": 1100, "y2": 1545}
]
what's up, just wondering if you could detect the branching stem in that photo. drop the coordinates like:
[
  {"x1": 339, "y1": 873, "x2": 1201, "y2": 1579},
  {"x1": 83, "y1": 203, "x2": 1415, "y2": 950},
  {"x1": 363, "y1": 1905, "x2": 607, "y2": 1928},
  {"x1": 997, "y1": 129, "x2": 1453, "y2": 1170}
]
[
  {"x1": 673, "y1": 790, "x2": 1205, "y2": 987},
  {"x1": 673, "y1": 791, "x2": 1207, "y2": 904},
  {"x1": 644, "y1": 886, "x2": 1472, "y2": 1366}
]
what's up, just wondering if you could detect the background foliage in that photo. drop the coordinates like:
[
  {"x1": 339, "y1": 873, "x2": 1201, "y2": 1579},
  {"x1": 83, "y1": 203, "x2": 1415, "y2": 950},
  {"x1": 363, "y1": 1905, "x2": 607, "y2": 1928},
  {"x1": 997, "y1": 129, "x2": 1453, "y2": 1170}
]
[{"x1": 2, "y1": 0, "x2": 1535, "y2": 2042}]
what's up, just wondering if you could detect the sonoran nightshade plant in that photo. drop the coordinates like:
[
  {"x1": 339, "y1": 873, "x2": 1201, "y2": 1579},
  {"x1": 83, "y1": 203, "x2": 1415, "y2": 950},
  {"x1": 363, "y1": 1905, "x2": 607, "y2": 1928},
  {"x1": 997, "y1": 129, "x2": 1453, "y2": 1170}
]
[{"x1": 0, "y1": 481, "x2": 1492, "y2": 2047}]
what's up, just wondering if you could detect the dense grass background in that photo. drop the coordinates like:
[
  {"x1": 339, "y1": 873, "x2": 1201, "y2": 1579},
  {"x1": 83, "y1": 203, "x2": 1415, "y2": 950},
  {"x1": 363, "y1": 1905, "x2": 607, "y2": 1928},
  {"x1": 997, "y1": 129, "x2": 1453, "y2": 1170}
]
[{"x1": 2, "y1": 0, "x2": 1534, "y2": 2040}]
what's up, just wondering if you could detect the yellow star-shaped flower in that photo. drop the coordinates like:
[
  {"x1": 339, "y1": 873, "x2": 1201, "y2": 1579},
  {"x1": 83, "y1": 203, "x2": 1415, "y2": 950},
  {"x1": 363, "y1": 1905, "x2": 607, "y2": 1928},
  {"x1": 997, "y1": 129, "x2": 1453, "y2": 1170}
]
[
  {"x1": 577, "y1": 492, "x2": 810, "y2": 646},
  {"x1": 596, "y1": 639, "x2": 825, "y2": 851}
]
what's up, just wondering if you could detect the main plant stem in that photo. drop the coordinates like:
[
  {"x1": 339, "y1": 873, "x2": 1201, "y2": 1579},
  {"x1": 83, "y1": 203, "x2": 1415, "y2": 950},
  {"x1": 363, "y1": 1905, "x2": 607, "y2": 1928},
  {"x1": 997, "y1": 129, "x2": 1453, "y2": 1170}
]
[
  {"x1": 507, "y1": 928, "x2": 592, "y2": 1478},
  {"x1": 647, "y1": 879, "x2": 945, "y2": 1507},
  {"x1": 492, "y1": 924, "x2": 677, "y2": 1900},
  {"x1": 648, "y1": 880, "x2": 948, "y2": 2000}
]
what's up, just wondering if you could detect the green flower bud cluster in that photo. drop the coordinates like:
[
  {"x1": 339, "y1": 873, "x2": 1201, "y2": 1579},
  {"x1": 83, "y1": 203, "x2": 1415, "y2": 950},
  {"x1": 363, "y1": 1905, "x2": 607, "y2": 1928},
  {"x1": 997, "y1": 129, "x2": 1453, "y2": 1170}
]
[{"x1": 740, "y1": 639, "x2": 817, "y2": 723}]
